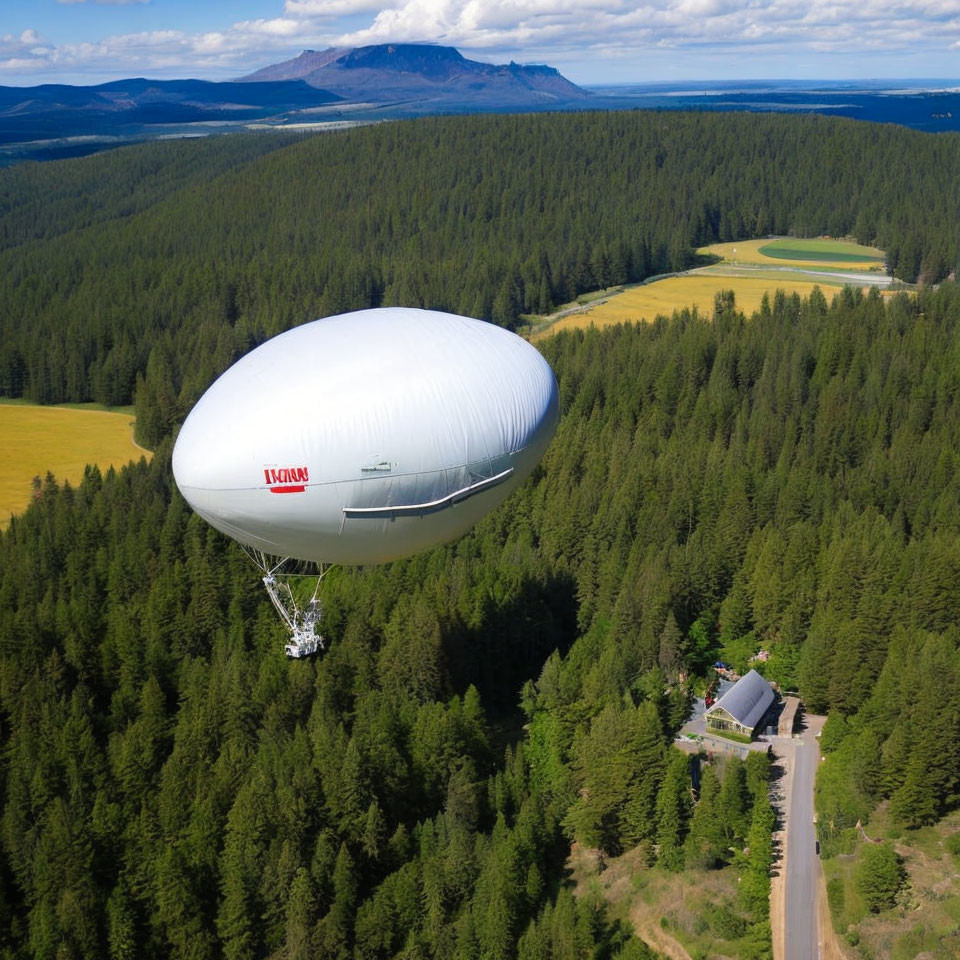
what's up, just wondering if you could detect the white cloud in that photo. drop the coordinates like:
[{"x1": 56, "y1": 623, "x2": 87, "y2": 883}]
[
  {"x1": 320, "y1": 0, "x2": 960, "y2": 62},
  {"x1": 0, "y1": 16, "x2": 337, "y2": 82},
  {"x1": 322, "y1": 0, "x2": 960, "y2": 51},
  {"x1": 0, "y1": 58, "x2": 47, "y2": 71},
  {"x1": 336, "y1": 0, "x2": 619, "y2": 50},
  {"x1": 234, "y1": 18, "x2": 304, "y2": 37}
]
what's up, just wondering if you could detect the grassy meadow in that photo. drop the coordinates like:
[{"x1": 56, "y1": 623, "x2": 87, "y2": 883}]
[
  {"x1": 0, "y1": 402, "x2": 150, "y2": 527},
  {"x1": 530, "y1": 237, "x2": 891, "y2": 339},
  {"x1": 823, "y1": 806, "x2": 960, "y2": 959},
  {"x1": 700, "y1": 237, "x2": 886, "y2": 270},
  {"x1": 541, "y1": 274, "x2": 829, "y2": 337},
  {"x1": 569, "y1": 840, "x2": 760, "y2": 959}
]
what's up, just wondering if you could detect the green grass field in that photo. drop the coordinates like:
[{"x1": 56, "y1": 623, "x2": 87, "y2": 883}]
[
  {"x1": 0, "y1": 403, "x2": 150, "y2": 528},
  {"x1": 758, "y1": 238, "x2": 885, "y2": 263},
  {"x1": 700, "y1": 237, "x2": 886, "y2": 271}
]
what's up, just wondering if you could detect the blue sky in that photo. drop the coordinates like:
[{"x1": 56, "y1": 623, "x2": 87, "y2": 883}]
[{"x1": 3, "y1": 0, "x2": 960, "y2": 87}]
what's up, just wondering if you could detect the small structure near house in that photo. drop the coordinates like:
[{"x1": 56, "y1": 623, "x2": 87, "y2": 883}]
[
  {"x1": 713, "y1": 661, "x2": 738, "y2": 681},
  {"x1": 778, "y1": 695, "x2": 801, "y2": 736},
  {"x1": 704, "y1": 668, "x2": 776, "y2": 740}
]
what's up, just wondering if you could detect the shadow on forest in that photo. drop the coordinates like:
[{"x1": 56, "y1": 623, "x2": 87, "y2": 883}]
[
  {"x1": 687, "y1": 250, "x2": 723, "y2": 269},
  {"x1": 442, "y1": 568, "x2": 579, "y2": 722}
]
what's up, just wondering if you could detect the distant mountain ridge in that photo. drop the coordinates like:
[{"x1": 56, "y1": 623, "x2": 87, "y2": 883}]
[
  {"x1": 0, "y1": 77, "x2": 341, "y2": 153},
  {"x1": 0, "y1": 45, "x2": 587, "y2": 164},
  {"x1": 0, "y1": 77, "x2": 340, "y2": 118},
  {"x1": 240, "y1": 43, "x2": 589, "y2": 104},
  {"x1": 7, "y1": 50, "x2": 960, "y2": 167}
]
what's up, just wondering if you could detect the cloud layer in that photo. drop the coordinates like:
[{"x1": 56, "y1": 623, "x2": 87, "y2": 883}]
[
  {"x1": 4, "y1": 1, "x2": 960, "y2": 84},
  {"x1": 335, "y1": 0, "x2": 960, "y2": 56},
  {"x1": 0, "y1": 19, "x2": 328, "y2": 80}
]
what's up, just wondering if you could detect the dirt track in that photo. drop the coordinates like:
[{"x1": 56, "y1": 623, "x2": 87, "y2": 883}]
[{"x1": 631, "y1": 916, "x2": 693, "y2": 960}]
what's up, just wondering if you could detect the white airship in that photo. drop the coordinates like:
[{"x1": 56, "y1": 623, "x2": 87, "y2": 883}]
[{"x1": 173, "y1": 307, "x2": 559, "y2": 656}]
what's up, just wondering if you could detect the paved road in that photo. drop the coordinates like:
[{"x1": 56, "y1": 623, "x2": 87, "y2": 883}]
[
  {"x1": 784, "y1": 715, "x2": 826, "y2": 960},
  {"x1": 699, "y1": 263, "x2": 893, "y2": 287}
]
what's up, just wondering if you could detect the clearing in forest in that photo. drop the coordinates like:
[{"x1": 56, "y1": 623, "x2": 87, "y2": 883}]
[
  {"x1": 569, "y1": 841, "x2": 758, "y2": 959},
  {"x1": 543, "y1": 274, "x2": 827, "y2": 337},
  {"x1": 700, "y1": 237, "x2": 885, "y2": 271},
  {"x1": 529, "y1": 236, "x2": 891, "y2": 339},
  {"x1": 0, "y1": 402, "x2": 150, "y2": 528},
  {"x1": 821, "y1": 806, "x2": 960, "y2": 960}
]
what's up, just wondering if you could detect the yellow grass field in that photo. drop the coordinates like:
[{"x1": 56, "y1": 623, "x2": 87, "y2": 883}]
[
  {"x1": 544, "y1": 274, "x2": 830, "y2": 337},
  {"x1": 0, "y1": 404, "x2": 150, "y2": 528},
  {"x1": 699, "y1": 238, "x2": 885, "y2": 271}
]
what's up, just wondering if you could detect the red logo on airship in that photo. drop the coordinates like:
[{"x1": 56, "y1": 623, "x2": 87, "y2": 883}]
[{"x1": 264, "y1": 466, "x2": 309, "y2": 493}]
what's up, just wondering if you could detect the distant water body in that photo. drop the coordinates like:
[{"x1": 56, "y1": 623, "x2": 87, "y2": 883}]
[
  {"x1": 3, "y1": 77, "x2": 959, "y2": 166},
  {"x1": 584, "y1": 79, "x2": 960, "y2": 134}
]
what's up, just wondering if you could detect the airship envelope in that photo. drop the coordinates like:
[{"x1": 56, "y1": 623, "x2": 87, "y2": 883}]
[{"x1": 173, "y1": 307, "x2": 559, "y2": 566}]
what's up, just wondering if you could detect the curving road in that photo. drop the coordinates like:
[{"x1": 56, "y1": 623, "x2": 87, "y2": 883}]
[
  {"x1": 527, "y1": 263, "x2": 894, "y2": 338},
  {"x1": 702, "y1": 262, "x2": 893, "y2": 287},
  {"x1": 784, "y1": 714, "x2": 826, "y2": 960}
]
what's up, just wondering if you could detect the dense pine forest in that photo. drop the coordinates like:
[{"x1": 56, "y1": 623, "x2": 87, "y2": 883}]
[
  {"x1": 4, "y1": 279, "x2": 960, "y2": 957},
  {"x1": 2, "y1": 111, "x2": 960, "y2": 446},
  {"x1": 3, "y1": 112, "x2": 960, "y2": 959}
]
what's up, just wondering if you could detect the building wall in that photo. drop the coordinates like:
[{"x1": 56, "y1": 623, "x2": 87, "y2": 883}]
[{"x1": 705, "y1": 708, "x2": 750, "y2": 737}]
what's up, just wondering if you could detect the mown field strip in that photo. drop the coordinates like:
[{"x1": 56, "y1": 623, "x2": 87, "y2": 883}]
[
  {"x1": 759, "y1": 237, "x2": 884, "y2": 260},
  {"x1": 699, "y1": 237, "x2": 886, "y2": 271},
  {"x1": 0, "y1": 404, "x2": 150, "y2": 527},
  {"x1": 757, "y1": 244, "x2": 882, "y2": 264}
]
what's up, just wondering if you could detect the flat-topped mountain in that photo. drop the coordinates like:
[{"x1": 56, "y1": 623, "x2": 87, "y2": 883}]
[
  {"x1": 0, "y1": 45, "x2": 587, "y2": 164},
  {"x1": 240, "y1": 43, "x2": 589, "y2": 104}
]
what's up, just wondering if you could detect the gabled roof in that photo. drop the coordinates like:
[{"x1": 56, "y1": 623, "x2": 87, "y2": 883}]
[{"x1": 705, "y1": 669, "x2": 775, "y2": 730}]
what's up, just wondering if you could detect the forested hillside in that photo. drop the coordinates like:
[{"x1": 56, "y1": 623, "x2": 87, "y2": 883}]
[
  {"x1": 3, "y1": 279, "x2": 960, "y2": 958},
  {"x1": 2, "y1": 112, "x2": 960, "y2": 445},
  {"x1": 0, "y1": 132, "x2": 305, "y2": 250}
]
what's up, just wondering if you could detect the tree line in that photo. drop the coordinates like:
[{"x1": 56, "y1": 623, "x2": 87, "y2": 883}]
[{"x1": 2, "y1": 111, "x2": 960, "y2": 445}]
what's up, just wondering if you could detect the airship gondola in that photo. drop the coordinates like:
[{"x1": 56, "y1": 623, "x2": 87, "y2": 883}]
[{"x1": 173, "y1": 307, "x2": 558, "y2": 656}]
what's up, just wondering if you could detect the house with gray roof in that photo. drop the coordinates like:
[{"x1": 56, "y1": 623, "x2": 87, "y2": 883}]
[{"x1": 704, "y1": 669, "x2": 776, "y2": 739}]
